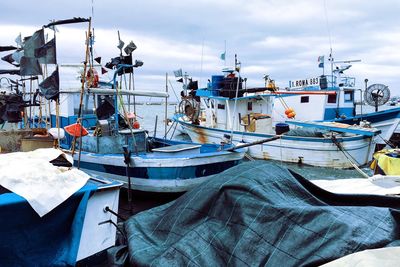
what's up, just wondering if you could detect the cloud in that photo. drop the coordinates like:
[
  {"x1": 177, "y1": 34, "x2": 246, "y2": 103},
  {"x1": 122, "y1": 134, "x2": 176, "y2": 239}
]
[{"x1": 0, "y1": 0, "x2": 399, "y2": 99}]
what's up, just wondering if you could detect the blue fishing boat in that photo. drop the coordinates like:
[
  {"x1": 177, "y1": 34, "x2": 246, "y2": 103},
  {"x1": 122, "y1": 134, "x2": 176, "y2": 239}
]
[{"x1": 56, "y1": 63, "x2": 245, "y2": 193}]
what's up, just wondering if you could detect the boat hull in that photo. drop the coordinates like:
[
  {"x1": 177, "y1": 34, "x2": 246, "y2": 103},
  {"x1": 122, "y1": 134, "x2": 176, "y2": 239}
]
[
  {"x1": 77, "y1": 177, "x2": 122, "y2": 261},
  {"x1": 74, "y1": 149, "x2": 244, "y2": 192},
  {"x1": 177, "y1": 119, "x2": 375, "y2": 168},
  {"x1": 332, "y1": 108, "x2": 400, "y2": 144}
]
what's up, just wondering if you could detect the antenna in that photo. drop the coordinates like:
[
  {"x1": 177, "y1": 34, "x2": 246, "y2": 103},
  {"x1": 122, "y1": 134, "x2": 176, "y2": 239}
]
[{"x1": 334, "y1": 59, "x2": 361, "y2": 64}]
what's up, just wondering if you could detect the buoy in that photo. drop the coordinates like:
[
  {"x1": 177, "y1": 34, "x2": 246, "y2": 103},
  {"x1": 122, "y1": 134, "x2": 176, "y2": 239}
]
[
  {"x1": 285, "y1": 108, "x2": 294, "y2": 115},
  {"x1": 64, "y1": 123, "x2": 89, "y2": 137},
  {"x1": 133, "y1": 121, "x2": 140, "y2": 129},
  {"x1": 287, "y1": 111, "x2": 296, "y2": 118}
]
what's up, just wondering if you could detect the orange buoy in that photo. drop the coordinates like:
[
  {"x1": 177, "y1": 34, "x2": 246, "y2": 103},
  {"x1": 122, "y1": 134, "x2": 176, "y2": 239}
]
[
  {"x1": 133, "y1": 121, "x2": 140, "y2": 129},
  {"x1": 287, "y1": 111, "x2": 296, "y2": 118},
  {"x1": 285, "y1": 108, "x2": 294, "y2": 115},
  {"x1": 64, "y1": 123, "x2": 89, "y2": 137}
]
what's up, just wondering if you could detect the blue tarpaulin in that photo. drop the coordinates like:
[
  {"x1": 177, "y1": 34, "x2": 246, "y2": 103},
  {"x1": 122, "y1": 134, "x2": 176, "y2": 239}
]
[
  {"x1": 0, "y1": 183, "x2": 97, "y2": 266},
  {"x1": 123, "y1": 161, "x2": 400, "y2": 266}
]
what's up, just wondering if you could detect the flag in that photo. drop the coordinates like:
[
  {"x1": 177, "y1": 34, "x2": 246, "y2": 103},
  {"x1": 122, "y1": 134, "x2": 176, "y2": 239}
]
[
  {"x1": 117, "y1": 39, "x2": 124, "y2": 50},
  {"x1": 94, "y1": 57, "x2": 101, "y2": 64},
  {"x1": 0, "y1": 69, "x2": 20, "y2": 75},
  {"x1": 20, "y1": 56, "x2": 42, "y2": 76},
  {"x1": 318, "y1": 55, "x2": 324, "y2": 68},
  {"x1": 220, "y1": 52, "x2": 226, "y2": 61},
  {"x1": 39, "y1": 67, "x2": 59, "y2": 100},
  {"x1": 34, "y1": 38, "x2": 57, "y2": 64},
  {"x1": 23, "y1": 29, "x2": 45, "y2": 58},
  {"x1": 15, "y1": 33, "x2": 22, "y2": 47},
  {"x1": 1, "y1": 53, "x2": 15, "y2": 64},
  {"x1": 11, "y1": 49, "x2": 24, "y2": 64},
  {"x1": 176, "y1": 78, "x2": 183, "y2": 83},
  {"x1": 173, "y1": 69, "x2": 182, "y2": 77},
  {"x1": 101, "y1": 67, "x2": 108, "y2": 74},
  {"x1": 0, "y1": 45, "x2": 17, "y2": 52},
  {"x1": 124, "y1": 41, "x2": 137, "y2": 55}
]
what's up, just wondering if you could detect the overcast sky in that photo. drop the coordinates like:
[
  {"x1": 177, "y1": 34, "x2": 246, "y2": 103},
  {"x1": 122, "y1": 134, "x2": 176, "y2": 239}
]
[{"x1": 0, "y1": 0, "x2": 399, "y2": 100}]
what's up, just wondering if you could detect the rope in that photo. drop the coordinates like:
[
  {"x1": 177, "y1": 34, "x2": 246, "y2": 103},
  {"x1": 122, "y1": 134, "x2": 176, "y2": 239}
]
[
  {"x1": 331, "y1": 135, "x2": 370, "y2": 178},
  {"x1": 377, "y1": 134, "x2": 396, "y2": 148}
]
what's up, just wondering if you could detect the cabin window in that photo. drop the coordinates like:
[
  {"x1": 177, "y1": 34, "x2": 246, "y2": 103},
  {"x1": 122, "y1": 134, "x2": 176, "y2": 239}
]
[
  {"x1": 344, "y1": 91, "x2": 354, "y2": 102},
  {"x1": 300, "y1": 96, "x2": 309, "y2": 103},
  {"x1": 247, "y1": 102, "x2": 253, "y2": 111},
  {"x1": 327, "y1": 94, "x2": 337, "y2": 103},
  {"x1": 217, "y1": 104, "x2": 225, "y2": 110}
]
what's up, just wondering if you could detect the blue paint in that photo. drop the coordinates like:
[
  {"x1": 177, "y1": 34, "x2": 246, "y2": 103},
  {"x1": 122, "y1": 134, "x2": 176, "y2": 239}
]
[
  {"x1": 76, "y1": 159, "x2": 239, "y2": 180},
  {"x1": 323, "y1": 107, "x2": 354, "y2": 120},
  {"x1": 51, "y1": 114, "x2": 97, "y2": 149}
]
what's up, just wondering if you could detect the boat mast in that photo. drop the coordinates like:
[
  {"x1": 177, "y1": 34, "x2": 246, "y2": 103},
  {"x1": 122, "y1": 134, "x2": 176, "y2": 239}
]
[
  {"x1": 164, "y1": 72, "x2": 168, "y2": 139},
  {"x1": 230, "y1": 54, "x2": 241, "y2": 142},
  {"x1": 72, "y1": 18, "x2": 92, "y2": 156}
]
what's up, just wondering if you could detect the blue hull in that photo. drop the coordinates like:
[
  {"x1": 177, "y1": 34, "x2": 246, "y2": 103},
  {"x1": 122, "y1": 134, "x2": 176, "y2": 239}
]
[{"x1": 75, "y1": 159, "x2": 240, "y2": 180}]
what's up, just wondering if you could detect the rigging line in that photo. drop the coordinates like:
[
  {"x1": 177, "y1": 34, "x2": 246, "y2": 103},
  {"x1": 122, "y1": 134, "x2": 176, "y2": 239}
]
[
  {"x1": 200, "y1": 39, "x2": 204, "y2": 85},
  {"x1": 331, "y1": 135, "x2": 370, "y2": 178},
  {"x1": 323, "y1": 0, "x2": 333, "y2": 53},
  {"x1": 167, "y1": 79, "x2": 179, "y2": 100},
  {"x1": 91, "y1": 0, "x2": 94, "y2": 20}
]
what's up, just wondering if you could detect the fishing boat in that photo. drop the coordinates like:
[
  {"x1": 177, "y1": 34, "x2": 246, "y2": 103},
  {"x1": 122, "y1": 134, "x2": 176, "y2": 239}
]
[
  {"x1": 174, "y1": 60, "x2": 380, "y2": 168},
  {"x1": 272, "y1": 58, "x2": 400, "y2": 146},
  {"x1": 57, "y1": 61, "x2": 245, "y2": 192}
]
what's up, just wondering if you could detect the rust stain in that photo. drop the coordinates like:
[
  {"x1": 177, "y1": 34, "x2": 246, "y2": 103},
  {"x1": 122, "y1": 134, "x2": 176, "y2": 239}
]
[
  {"x1": 262, "y1": 151, "x2": 270, "y2": 160},
  {"x1": 194, "y1": 127, "x2": 208, "y2": 143}
]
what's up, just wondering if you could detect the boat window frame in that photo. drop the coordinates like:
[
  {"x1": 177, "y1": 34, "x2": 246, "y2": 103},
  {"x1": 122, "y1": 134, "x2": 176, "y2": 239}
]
[
  {"x1": 247, "y1": 101, "x2": 253, "y2": 111},
  {"x1": 344, "y1": 90, "x2": 354, "y2": 103},
  {"x1": 300, "y1": 96, "x2": 309, "y2": 103},
  {"x1": 327, "y1": 94, "x2": 337, "y2": 103}
]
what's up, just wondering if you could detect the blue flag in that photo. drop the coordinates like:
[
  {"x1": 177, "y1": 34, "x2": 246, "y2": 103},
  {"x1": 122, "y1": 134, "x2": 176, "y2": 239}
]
[
  {"x1": 318, "y1": 55, "x2": 324, "y2": 68},
  {"x1": 220, "y1": 52, "x2": 226, "y2": 61}
]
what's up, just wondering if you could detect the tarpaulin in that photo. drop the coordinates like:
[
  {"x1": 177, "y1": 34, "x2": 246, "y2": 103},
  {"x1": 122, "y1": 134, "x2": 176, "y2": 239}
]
[
  {"x1": 123, "y1": 161, "x2": 400, "y2": 266},
  {"x1": 0, "y1": 183, "x2": 96, "y2": 266}
]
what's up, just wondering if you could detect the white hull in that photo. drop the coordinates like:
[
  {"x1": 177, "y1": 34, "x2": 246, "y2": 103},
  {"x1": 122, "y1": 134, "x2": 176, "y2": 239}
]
[
  {"x1": 178, "y1": 119, "x2": 375, "y2": 168},
  {"x1": 77, "y1": 177, "x2": 122, "y2": 261}
]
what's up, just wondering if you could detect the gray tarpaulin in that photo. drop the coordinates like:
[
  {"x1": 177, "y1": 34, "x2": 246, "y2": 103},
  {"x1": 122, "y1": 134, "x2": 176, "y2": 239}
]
[{"x1": 122, "y1": 161, "x2": 400, "y2": 266}]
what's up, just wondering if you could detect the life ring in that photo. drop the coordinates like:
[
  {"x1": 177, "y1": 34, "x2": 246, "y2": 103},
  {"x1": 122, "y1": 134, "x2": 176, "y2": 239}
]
[{"x1": 86, "y1": 68, "x2": 99, "y2": 88}]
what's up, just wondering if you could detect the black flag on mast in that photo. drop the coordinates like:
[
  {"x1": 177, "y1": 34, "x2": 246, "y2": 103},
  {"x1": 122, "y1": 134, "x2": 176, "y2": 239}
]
[
  {"x1": 43, "y1": 17, "x2": 90, "y2": 28},
  {"x1": 20, "y1": 56, "x2": 42, "y2": 76},
  {"x1": 39, "y1": 67, "x2": 59, "y2": 101},
  {"x1": 0, "y1": 46, "x2": 17, "y2": 52},
  {"x1": 23, "y1": 29, "x2": 45, "y2": 58},
  {"x1": 35, "y1": 38, "x2": 57, "y2": 64},
  {"x1": 0, "y1": 69, "x2": 20, "y2": 75}
]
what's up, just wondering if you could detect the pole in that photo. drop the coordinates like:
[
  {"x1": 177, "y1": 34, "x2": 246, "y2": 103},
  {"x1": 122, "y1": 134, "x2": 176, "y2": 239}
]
[
  {"x1": 71, "y1": 18, "x2": 92, "y2": 156},
  {"x1": 225, "y1": 135, "x2": 281, "y2": 151},
  {"x1": 122, "y1": 145, "x2": 133, "y2": 213},
  {"x1": 164, "y1": 72, "x2": 168, "y2": 139}
]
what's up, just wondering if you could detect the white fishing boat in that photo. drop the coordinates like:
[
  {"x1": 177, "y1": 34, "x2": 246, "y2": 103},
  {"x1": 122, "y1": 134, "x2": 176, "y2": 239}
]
[
  {"x1": 272, "y1": 58, "x2": 400, "y2": 146},
  {"x1": 174, "y1": 61, "x2": 380, "y2": 168}
]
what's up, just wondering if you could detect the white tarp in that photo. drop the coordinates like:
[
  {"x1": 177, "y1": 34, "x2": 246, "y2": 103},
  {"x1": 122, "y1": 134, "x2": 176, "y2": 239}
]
[
  {"x1": 312, "y1": 175, "x2": 400, "y2": 196},
  {"x1": 0, "y1": 148, "x2": 90, "y2": 217},
  {"x1": 321, "y1": 247, "x2": 400, "y2": 267}
]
